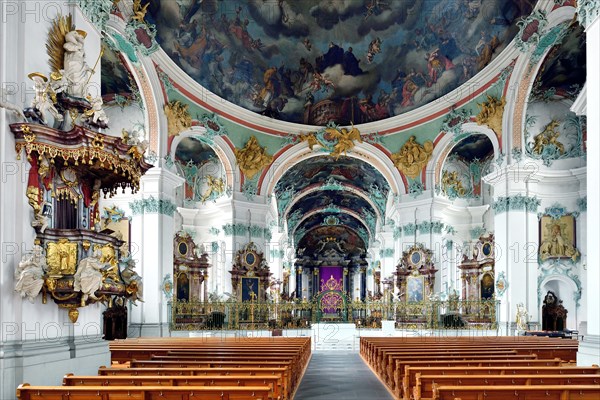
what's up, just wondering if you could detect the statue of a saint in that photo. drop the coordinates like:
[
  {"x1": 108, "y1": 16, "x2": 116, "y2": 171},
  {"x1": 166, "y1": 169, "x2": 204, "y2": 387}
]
[
  {"x1": 63, "y1": 30, "x2": 93, "y2": 98},
  {"x1": 14, "y1": 243, "x2": 47, "y2": 303},
  {"x1": 74, "y1": 247, "x2": 103, "y2": 306}
]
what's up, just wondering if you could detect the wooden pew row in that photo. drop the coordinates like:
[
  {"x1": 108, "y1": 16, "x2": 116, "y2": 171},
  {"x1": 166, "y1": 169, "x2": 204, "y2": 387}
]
[
  {"x1": 431, "y1": 384, "x2": 600, "y2": 400},
  {"x1": 371, "y1": 348, "x2": 518, "y2": 375},
  {"x1": 128, "y1": 361, "x2": 299, "y2": 392},
  {"x1": 380, "y1": 352, "x2": 536, "y2": 383},
  {"x1": 395, "y1": 359, "x2": 564, "y2": 398},
  {"x1": 364, "y1": 339, "x2": 577, "y2": 368},
  {"x1": 110, "y1": 338, "x2": 312, "y2": 364},
  {"x1": 403, "y1": 365, "x2": 600, "y2": 400},
  {"x1": 360, "y1": 336, "x2": 577, "y2": 356},
  {"x1": 360, "y1": 337, "x2": 578, "y2": 365},
  {"x1": 17, "y1": 384, "x2": 272, "y2": 400},
  {"x1": 113, "y1": 347, "x2": 310, "y2": 365},
  {"x1": 98, "y1": 367, "x2": 291, "y2": 399},
  {"x1": 414, "y1": 374, "x2": 600, "y2": 400},
  {"x1": 63, "y1": 374, "x2": 283, "y2": 400}
]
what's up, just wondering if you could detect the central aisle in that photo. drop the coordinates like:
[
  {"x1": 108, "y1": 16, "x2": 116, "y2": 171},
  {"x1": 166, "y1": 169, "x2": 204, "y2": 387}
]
[{"x1": 294, "y1": 352, "x2": 395, "y2": 400}]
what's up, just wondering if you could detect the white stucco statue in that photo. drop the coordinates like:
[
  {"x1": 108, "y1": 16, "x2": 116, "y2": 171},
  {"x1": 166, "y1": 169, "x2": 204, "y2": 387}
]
[
  {"x1": 14, "y1": 243, "x2": 47, "y2": 303},
  {"x1": 74, "y1": 247, "x2": 103, "y2": 306},
  {"x1": 29, "y1": 73, "x2": 63, "y2": 124},
  {"x1": 118, "y1": 241, "x2": 143, "y2": 302},
  {"x1": 63, "y1": 30, "x2": 93, "y2": 98},
  {"x1": 516, "y1": 302, "x2": 529, "y2": 331},
  {"x1": 85, "y1": 96, "x2": 109, "y2": 127}
]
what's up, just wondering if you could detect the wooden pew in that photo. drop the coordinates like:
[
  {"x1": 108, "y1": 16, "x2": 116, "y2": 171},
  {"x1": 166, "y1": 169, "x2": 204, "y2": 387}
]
[
  {"x1": 63, "y1": 374, "x2": 283, "y2": 400},
  {"x1": 415, "y1": 374, "x2": 600, "y2": 400},
  {"x1": 396, "y1": 358, "x2": 564, "y2": 398},
  {"x1": 381, "y1": 352, "x2": 538, "y2": 384},
  {"x1": 431, "y1": 384, "x2": 600, "y2": 400},
  {"x1": 17, "y1": 384, "x2": 272, "y2": 400},
  {"x1": 129, "y1": 359, "x2": 303, "y2": 389},
  {"x1": 98, "y1": 366, "x2": 291, "y2": 399},
  {"x1": 110, "y1": 338, "x2": 311, "y2": 364}
]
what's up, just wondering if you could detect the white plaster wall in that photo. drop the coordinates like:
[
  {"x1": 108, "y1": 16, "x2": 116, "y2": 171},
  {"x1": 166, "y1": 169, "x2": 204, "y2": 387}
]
[{"x1": 0, "y1": 3, "x2": 110, "y2": 398}]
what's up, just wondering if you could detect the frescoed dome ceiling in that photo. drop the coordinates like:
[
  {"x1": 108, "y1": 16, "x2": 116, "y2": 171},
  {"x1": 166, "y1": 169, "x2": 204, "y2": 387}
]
[
  {"x1": 147, "y1": 0, "x2": 536, "y2": 125},
  {"x1": 531, "y1": 22, "x2": 586, "y2": 102}
]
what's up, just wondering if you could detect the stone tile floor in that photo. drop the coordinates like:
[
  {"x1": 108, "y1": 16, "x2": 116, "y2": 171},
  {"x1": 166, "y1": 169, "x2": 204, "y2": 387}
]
[{"x1": 294, "y1": 352, "x2": 395, "y2": 400}]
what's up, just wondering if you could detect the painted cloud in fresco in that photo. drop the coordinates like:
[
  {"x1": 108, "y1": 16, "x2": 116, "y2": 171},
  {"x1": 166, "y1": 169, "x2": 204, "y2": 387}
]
[{"x1": 148, "y1": 0, "x2": 535, "y2": 125}]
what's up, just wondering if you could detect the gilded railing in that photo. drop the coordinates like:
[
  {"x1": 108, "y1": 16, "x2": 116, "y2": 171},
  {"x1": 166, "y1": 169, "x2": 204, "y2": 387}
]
[{"x1": 169, "y1": 298, "x2": 499, "y2": 331}]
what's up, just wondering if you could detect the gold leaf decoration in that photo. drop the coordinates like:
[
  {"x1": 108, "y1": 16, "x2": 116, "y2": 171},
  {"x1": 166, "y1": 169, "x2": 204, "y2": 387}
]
[
  {"x1": 164, "y1": 100, "x2": 192, "y2": 137},
  {"x1": 234, "y1": 136, "x2": 273, "y2": 180},
  {"x1": 46, "y1": 14, "x2": 74, "y2": 74},
  {"x1": 476, "y1": 95, "x2": 505, "y2": 138},
  {"x1": 391, "y1": 136, "x2": 433, "y2": 179}
]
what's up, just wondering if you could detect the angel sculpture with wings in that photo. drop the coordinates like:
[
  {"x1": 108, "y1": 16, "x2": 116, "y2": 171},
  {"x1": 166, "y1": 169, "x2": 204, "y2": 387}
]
[{"x1": 326, "y1": 125, "x2": 363, "y2": 160}]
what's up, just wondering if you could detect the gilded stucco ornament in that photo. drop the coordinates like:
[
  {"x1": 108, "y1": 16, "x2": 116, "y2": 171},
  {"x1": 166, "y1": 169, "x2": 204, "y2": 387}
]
[
  {"x1": 531, "y1": 119, "x2": 564, "y2": 155},
  {"x1": 200, "y1": 175, "x2": 225, "y2": 203},
  {"x1": 234, "y1": 136, "x2": 273, "y2": 180},
  {"x1": 476, "y1": 95, "x2": 505, "y2": 138},
  {"x1": 391, "y1": 136, "x2": 433, "y2": 179},
  {"x1": 298, "y1": 122, "x2": 363, "y2": 159},
  {"x1": 441, "y1": 170, "x2": 467, "y2": 198},
  {"x1": 47, "y1": 238, "x2": 78, "y2": 275},
  {"x1": 164, "y1": 100, "x2": 192, "y2": 137}
]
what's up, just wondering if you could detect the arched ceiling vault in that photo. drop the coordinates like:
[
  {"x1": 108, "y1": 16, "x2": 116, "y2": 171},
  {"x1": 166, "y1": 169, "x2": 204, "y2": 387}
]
[{"x1": 274, "y1": 155, "x2": 390, "y2": 256}]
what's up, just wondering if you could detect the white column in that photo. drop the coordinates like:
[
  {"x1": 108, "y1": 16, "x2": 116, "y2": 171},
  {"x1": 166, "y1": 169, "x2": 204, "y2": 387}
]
[
  {"x1": 129, "y1": 167, "x2": 183, "y2": 337},
  {"x1": 578, "y1": 6, "x2": 600, "y2": 366}
]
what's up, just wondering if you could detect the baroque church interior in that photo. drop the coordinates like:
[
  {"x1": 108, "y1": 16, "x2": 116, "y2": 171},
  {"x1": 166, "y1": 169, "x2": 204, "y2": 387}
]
[{"x1": 0, "y1": 0, "x2": 599, "y2": 399}]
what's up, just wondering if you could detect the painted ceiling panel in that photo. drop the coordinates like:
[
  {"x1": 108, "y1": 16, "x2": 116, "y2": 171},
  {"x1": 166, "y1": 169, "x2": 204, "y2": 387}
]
[
  {"x1": 101, "y1": 44, "x2": 134, "y2": 100},
  {"x1": 295, "y1": 212, "x2": 368, "y2": 238},
  {"x1": 450, "y1": 134, "x2": 494, "y2": 161},
  {"x1": 288, "y1": 190, "x2": 376, "y2": 231},
  {"x1": 296, "y1": 225, "x2": 367, "y2": 257},
  {"x1": 148, "y1": 0, "x2": 535, "y2": 125},
  {"x1": 531, "y1": 22, "x2": 586, "y2": 101},
  {"x1": 275, "y1": 155, "x2": 390, "y2": 199}
]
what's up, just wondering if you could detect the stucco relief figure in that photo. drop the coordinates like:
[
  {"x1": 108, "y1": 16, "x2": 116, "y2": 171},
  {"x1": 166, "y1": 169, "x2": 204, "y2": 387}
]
[
  {"x1": 29, "y1": 73, "x2": 64, "y2": 125},
  {"x1": 84, "y1": 96, "x2": 109, "y2": 128},
  {"x1": 119, "y1": 241, "x2": 144, "y2": 303},
  {"x1": 74, "y1": 247, "x2": 103, "y2": 306},
  {"x1": 14, "y1": 243, "x2": 47, "y2": 303},
  {"x1": 539, "y1": 222, "x2": 579, "y2": 262},
  {"x1": 234, "y1": 136, "x2": 273, "y2": 179},
  {"x1": 391, "y1": 135, "x2": 434, "y2": 178},
  {"x1": 63, "y1": 30, "x2": 93, "y2": 98}
]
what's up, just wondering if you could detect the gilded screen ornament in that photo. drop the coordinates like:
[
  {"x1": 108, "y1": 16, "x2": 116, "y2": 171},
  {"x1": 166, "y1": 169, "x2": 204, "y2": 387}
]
[
  {"x1": 164, "y1": 100, "x2": 192, "y2": 137},
  {"x1": 46, "y1": 238, "x2": 78, "y2": 275},
  {"x1": 234, "y1": 136, "x2": 273, "y2": 179},
  {"x1": 391, "y1": 136, "x2": 433, "y2": 178},
  {"x1": 476, "y1": 95, "x2": 505, "y2": 137}
]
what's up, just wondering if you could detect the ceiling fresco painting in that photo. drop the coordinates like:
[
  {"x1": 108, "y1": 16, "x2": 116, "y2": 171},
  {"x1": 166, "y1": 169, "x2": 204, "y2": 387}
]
[
  {"x1": 101, "y1": 44, "x2": 135, "y2": 101},
  {"x1": 148, "y1": 0, "x2": 535, "y2": 125},
  {"x1": 287, "y1": 190, "x2": 377, "y2": 229},
  {"x1": 295, "y1": 212, "x2": 369, "y2": 238},
  {"x1": 531, "y1": 22, "x2": 586, "y2": 101},
  {"x1": 274, "y1": 155, "x2": 390, "y2": 197},
  {"x1": 449, "y1": 133, "x2": 495, "y2": 161},
  {"x1": 296, "y1": 225, "x2": 367, "y2": 257},
  {"x1": 175, "y1": 136, "x2": 219, "y2": 165}
]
